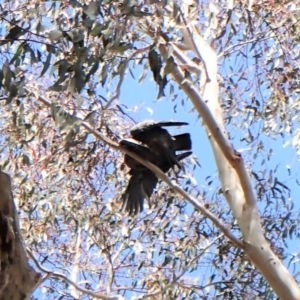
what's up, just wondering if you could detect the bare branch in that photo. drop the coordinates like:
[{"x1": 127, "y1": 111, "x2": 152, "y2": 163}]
[
  {"x1": 27, "y1": 248, "x2": 124, "y2": 300},
  {"x1": 104, "y1": 46, "x2": 150, "y2": 110},
  {"x1": 158, "y1": 23, "x2": 300, "y2": 299},
  {"x1": 140, "y1": 234, "x2": 224, "y2": 299},
  {"x1": 179, "y1": 3, "x2": 212, "y2": 81},
  {"x1": 104, "y1": 251, "x2": 114, "y2": 294},
  {"x1": 27, "y1": 88, "x2": 244, "y2": 249},
  {"x1": 69, "y1": 227, "x2": 82, "y2": 298},
  {"x1": 158, "y1": 43, "x2": 256, "y2": 208}
]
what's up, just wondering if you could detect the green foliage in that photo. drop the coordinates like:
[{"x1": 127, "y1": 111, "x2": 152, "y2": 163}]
[{"x1": 0, "y1": 0, "x2": 299, "y2": 299}]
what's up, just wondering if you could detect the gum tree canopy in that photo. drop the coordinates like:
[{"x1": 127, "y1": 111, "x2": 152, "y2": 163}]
[{"x1": 0, "y1": 0, "x2": 300, "y2": 299}]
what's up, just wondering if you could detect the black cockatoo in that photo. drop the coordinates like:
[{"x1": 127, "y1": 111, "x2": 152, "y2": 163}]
[
  {"x1": 130, "y1": 120, "x2": 191, "y2": 169},
  {"x1": 120, "y1": 121, "x2": 192, "y2": 215}
]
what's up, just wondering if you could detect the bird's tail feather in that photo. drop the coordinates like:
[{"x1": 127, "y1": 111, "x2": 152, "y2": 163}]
[
  {"x1": 177, "y1": 151, "x2": 192, "y2": 162},
  {"x1": 155, "y1": 121, "x2": 188, "y2": 127},
  {"x1": 173, "y1": 133, "x2": 192, "y2": 151}
]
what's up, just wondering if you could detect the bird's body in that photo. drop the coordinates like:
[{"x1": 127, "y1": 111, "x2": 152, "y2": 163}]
[
  {"x1": 120, "y1": 121, "x2": 192, "y2": 215},
  {"x1": 130, "y1": 120, "x2": 191, "y2": 169},
  {"x1": 148, "y1": 49, "x2": 168, "y2": 99}
]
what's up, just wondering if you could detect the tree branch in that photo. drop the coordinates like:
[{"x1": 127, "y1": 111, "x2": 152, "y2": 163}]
[
  {"x1": 69, "y1": 227, "x2": 81, "y2": 298},
  {"x1": 27, "y1": 248, "x2": 124, "y2": 300},
  {"x1": 140, "y1": 234, "x2": 224, "y2": 299},
  {"x1": 27, "y1": 88, "x2": 244, "y2": 250},
  {"x1": 159, "y1": 10, "x2": 300, "y2": 298},
  {"x1": 103, "y1": 46, "x2": 150, "y2": 110}
]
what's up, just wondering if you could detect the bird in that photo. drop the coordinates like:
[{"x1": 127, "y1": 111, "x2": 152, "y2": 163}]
[
  {"x1": 130, "y1": 120, "x2": 191, "y2": 169},
  {"x1": 120, "y1": 140, "x2": 192, "y2": 215},
  {"x1": 120, "y1": 121, "x2": 192, "y2": 215},
  {"x1": 148, "y1": 49, "x2": 168, "y2": 99}
]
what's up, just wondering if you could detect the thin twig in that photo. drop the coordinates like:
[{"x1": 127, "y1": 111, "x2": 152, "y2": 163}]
[
  {"x1": 26, "y1": 88, "x2": 244, "y2": 249},
  {"x1": 69, "y1": 227, "x2": 82, "y2": 298},
  {"x1": 104, "y1": 251, "x2": 114, "y2": 294},
  {"x1": 178, "y1": 5, "x2": 211, "y2": 81},
  {"x1": 140, "y1": 234, "x2": 224, "y2": 299},
  {"x1": 103, "y1": 46, "x2": 150, "y2": 110},
  {"x1": 27, "y1": 248, "x2": 124, "y2": 300},
  {"x1": 158, "y1": 43, "x2": 257, "y2": 209}
]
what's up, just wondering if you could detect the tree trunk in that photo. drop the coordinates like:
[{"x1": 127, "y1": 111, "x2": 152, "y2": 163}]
[{"x1": 0, "y1": 171, "x2": 40, "y2": 299}]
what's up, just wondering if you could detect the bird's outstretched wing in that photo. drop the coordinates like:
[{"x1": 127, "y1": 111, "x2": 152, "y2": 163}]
[
  {"x1": 130, "y1": 120, "x2": 188, "y2": 137},
  {"x1": 120, "y1": 138, "x2": 192, "y2": 215},
  {"x1": 121, "y1": 169, "x2": 158, "y2": 215},
  {"x1": 120, "y1": 139, "x2": 159, "y2": 168},
  {"x1": 129, "y1": 120, "x2": 191, "y2": 169}
]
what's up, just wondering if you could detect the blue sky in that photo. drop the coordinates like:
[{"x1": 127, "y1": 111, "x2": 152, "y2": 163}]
[
  {"x1": 2, "y1": 2, "x2": 299, "y2": 298},
  {"x1": 30, "y1": 61, "x2": 300, "y2": 298},
  {"x1": 119, "y1": 64, "x2": 300, "y2": 270}
]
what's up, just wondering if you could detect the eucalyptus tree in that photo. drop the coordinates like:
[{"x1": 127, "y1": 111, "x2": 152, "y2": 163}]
[{"x1": 0, "y1": 0, "x2": 300, "y2": 299}]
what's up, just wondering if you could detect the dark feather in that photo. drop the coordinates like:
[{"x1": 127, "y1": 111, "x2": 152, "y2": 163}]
[
  {"x1": 148, "y1": 49, "x2": 168, "y2": 99},
  {"x1": 173, "y1": 133, "x2": 192, "y2": 151},
  {"x1": 130, "y1": 120, "x2": 188, "y2": 136},
  {"x1": 121, "y1": 169, "x2": 158, "y2": 215},
  {"x1": 130, "y1": 120, "x2": 191, "y2": 169},
  {"x1": 120, "y1": 135, "x2": 192, "y2": 215}
]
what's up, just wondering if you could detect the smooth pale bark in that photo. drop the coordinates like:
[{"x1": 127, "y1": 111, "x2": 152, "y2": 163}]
[
  {"x1": 0, "y1": 171, "x2": 40, "y2": 299},
  {"x1": 32, "y1": 42, "x2": 300, "y2": 298},
  {"x1": 161, "y1": 4, "x2": 300, "y2": 298},
  {"x1": 27, "y1": 15, "x2": 300, "y2": 299}
]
